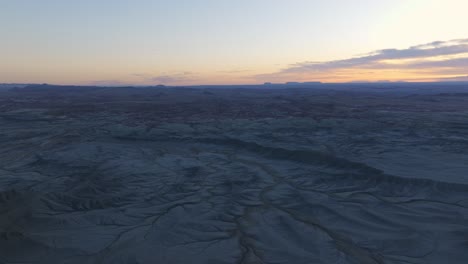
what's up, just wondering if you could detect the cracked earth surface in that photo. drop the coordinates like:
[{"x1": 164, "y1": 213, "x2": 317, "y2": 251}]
[{"x1": 1, "y1": 85, "x2": 468, "y2": 263}]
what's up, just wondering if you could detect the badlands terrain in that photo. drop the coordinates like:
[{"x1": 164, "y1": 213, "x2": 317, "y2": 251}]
[{"x1": 1, "y1": 83, "x2": 468, "y2": 263}]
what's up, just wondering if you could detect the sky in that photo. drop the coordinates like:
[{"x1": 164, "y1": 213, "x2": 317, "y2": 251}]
[{"x1": 1, "y1": 0, "x2": 467, "y2": 85}]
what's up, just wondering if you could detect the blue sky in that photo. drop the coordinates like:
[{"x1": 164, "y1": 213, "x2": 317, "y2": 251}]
[{"x1": 1, "y1": 0, "x2": 467, "y2": 85}]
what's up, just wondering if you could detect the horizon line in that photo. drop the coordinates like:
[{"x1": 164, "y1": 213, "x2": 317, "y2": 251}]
[{"x1": 2, "y1": 80, "x2": 468, "y2": 88}]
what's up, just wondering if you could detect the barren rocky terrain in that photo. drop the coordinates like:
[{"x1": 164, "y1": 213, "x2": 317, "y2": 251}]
[{"x1": 1, "y1": 84, "x2": 468, "y2": 263}]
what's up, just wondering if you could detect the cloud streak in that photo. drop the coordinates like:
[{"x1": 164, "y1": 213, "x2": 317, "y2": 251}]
[
  {"x1": 283, "y1": 38, "x2": 468, "y2": 74},
  {"x1": 252, "y1": 39, "x2": 468, "y2": 82},
  {"x1": 437, "y1": 75, "x2": 468, "y2": 82}
]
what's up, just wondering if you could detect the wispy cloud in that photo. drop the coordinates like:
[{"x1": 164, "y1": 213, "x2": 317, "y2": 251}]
[
  {"x1": 257, "y1": 38, "x2": 468, "y2": 82},
  {"x1": 217, "y1": 69, "x2": 252, "y2": 74},
  {"x1": 437, "y1": 75, "x2": 468, "y2": 82},
  {"x1": 283, "y1": 39, "x2": 468, "y2": 73},
  {"x1": 410, "y1": 57, "x2": 468, "y2": 69}
]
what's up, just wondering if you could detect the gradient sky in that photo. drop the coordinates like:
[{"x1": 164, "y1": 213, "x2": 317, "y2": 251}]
[{"x1": 1, "y1": 0, "x2": 467, "y2": 85}]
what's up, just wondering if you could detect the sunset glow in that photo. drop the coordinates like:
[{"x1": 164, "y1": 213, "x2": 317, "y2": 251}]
[{"x1": 1, "y1": 0, "x2": 467, "y2": 85}]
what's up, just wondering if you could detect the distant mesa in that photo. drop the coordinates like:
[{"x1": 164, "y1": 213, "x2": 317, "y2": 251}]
[
  {"x1": 286, "y1": 81, "x2": 321, "y2": 85},
  {"x1": 263, "y1": 81, "x2": 321, "y2": 86},
  {"x1": 349, "y1": 80, "x2": 370, "y2": 83}
]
